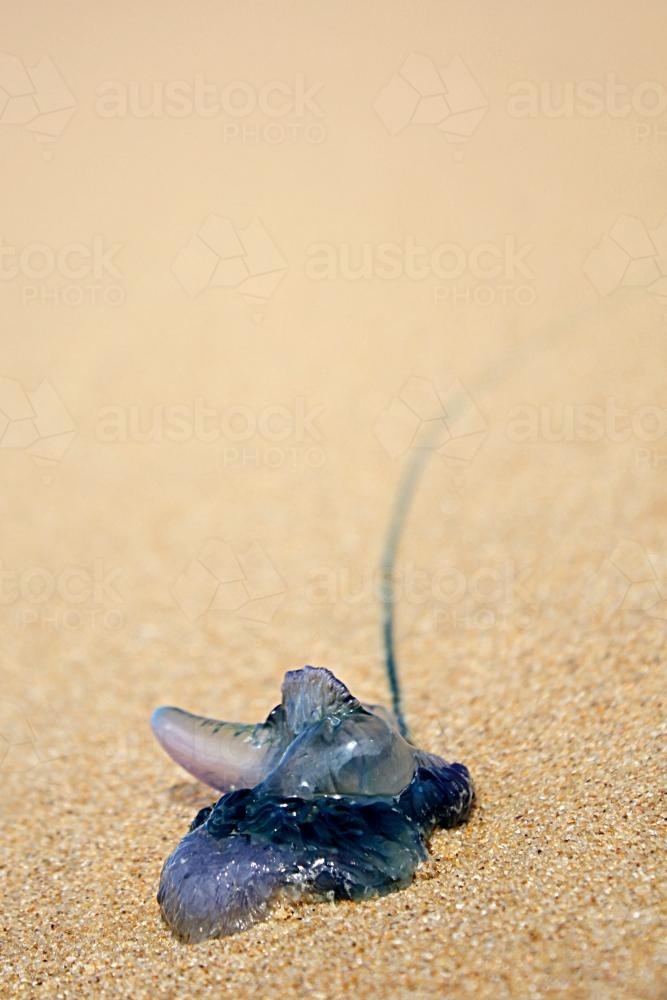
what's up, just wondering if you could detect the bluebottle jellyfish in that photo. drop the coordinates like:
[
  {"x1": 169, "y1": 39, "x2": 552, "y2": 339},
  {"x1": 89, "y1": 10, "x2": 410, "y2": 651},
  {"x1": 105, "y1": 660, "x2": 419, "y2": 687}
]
[{"x1": 151, "y1": 450, "x2": 474, "y2": 941}]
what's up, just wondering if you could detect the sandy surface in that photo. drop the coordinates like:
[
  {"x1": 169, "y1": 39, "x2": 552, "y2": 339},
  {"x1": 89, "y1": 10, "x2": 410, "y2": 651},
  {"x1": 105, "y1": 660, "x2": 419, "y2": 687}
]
[{"x1": 1, "y1": 1, "x2": 666, "y2": 997}]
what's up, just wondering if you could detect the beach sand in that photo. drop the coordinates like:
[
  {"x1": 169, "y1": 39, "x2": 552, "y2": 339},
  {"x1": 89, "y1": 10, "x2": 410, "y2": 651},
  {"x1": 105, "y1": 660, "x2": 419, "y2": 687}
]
[{"x1": 1, "y1": 1, "x2": 666, "y2": 997}]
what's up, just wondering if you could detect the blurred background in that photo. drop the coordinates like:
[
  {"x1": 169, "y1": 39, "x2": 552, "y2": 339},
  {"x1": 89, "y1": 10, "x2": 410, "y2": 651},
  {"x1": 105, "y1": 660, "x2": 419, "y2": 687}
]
[{"x1": 2, "y1": 2, "x2": 665, "y2": 997}]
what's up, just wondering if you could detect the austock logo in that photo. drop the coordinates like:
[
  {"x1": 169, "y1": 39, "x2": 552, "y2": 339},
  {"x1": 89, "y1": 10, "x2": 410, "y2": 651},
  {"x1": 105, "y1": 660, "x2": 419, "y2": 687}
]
[
  {"x1": 0, "y1": 701, "x2": 76, "y2": 774},
  {"x1": 171, "y1": 215, "x2": 287, "y2": 317},
  {"x1": 95, "y1": 73, "x2": 326, "y2": 145},
  {"x1": 583, "y1": 539, "x2": 667, "y2": 627},
  {"x1": 172, "y1": 539, "x2": 285, "y2": 625},
  {"x1": 0, "y1": 234, "x2": 125, "y2": 307},
  {"x1": 373, "y1": 53, "x2": 488, "y2": 160},
  {"x1": 373, "y1": 375, "x2": 487, "y2": 477},
  {"x1": 583, "y1": 214, "x2": 667, "y2": 311},
  {"x1": 0, "y1": 376, "x2": 76, "y2": 484},
  {"x1": 0, "y1": 53, "x2": 76, "y2": 159}
]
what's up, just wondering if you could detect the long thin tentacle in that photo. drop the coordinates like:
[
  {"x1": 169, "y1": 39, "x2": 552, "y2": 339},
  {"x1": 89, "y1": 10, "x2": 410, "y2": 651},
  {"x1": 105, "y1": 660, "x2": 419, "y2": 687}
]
[
  {"x1": 377, "y1": 318, "x2": 579, "y2": 737},
  {"x1": 380, "y1": 445, "x2": 430, "y2": 738}
]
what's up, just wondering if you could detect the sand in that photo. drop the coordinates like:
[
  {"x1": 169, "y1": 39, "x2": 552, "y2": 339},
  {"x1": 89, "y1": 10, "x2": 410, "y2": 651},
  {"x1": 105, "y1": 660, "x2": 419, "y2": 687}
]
[{"x1": 1, "y1": 1, "x2": 666, "y2": 997}]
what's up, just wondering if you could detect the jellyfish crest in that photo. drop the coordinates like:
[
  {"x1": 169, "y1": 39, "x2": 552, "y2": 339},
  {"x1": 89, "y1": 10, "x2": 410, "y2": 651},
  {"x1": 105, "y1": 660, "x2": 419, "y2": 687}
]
[
  {"x1": 260, "y1": 702, "x2": 419, "y2": 798},
  {"x1": 280, "y1": 665, "x2": 359, "y2": 732}
]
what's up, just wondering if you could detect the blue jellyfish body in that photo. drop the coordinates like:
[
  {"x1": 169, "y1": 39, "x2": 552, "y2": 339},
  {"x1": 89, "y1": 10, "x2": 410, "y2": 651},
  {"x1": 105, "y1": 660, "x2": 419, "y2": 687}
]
[{"x1": 151, "y1": 666, "x2": 474, "y2": 941}]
